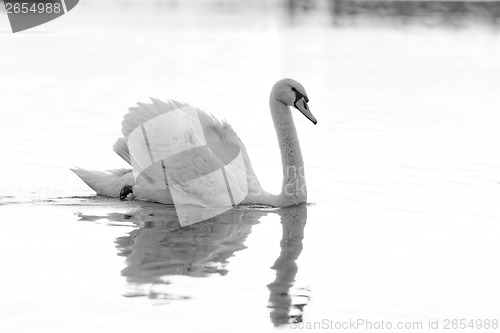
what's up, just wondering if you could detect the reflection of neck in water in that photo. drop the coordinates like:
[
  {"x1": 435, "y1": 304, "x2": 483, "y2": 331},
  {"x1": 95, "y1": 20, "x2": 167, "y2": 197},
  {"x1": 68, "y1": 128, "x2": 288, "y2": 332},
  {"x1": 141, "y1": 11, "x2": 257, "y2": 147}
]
[{"x1": 267, "y1": 204, "x2": 309, "y2": 326}]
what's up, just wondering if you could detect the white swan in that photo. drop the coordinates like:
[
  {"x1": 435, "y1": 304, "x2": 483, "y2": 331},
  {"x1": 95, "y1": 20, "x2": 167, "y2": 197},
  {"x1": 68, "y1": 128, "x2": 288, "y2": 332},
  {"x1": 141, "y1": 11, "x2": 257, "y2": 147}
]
[{"x1": 72, "y1": 78, "x2": 316, "y2": 207}]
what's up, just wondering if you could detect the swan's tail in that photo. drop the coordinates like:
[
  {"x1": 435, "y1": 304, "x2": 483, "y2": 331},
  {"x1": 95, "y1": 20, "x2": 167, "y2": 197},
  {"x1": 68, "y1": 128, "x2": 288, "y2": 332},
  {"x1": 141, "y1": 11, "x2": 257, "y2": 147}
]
[{"x1": 71, "y1": 167, "x2": 134, "y2": 198}]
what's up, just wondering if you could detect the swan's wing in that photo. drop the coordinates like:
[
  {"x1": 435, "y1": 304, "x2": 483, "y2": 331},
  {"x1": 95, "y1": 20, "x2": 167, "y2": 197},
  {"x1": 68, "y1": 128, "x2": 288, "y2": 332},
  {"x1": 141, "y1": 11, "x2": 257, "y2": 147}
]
[
  {"x1": 116, "y1": 98, "x2": 262, "y2": 206},
  {"x1": 113, "y1": 137, "x2": 130, "y2": 164},
  {"x1": 114, "y1": 99, "x2": 194, "y2": 165},
  {"x1": 116, "y1": 98, "x2": 250, "y2": 164},
  {"x1": 121, "y1": 99, "x2": 188, "y2": 137},
  {"x1": 121, "y1": 98, "x2": 245, "y2": 144},
  {"x1": 178, "y1": 106, "x2": 263, "y2": 198}
]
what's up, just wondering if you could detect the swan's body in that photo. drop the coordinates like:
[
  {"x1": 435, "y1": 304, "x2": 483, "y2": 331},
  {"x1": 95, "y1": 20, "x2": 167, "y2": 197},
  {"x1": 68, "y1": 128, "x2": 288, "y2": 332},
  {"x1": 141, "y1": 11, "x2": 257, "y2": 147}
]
[{"x1": 73, "y1": 78, "x2": 316, "y2": 207}]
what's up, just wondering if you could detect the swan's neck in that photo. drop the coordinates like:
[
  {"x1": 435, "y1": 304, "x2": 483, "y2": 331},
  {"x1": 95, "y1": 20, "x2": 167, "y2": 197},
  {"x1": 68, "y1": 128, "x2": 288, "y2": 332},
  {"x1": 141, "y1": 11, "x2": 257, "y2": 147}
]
[{"x1": 269, "y1": 97, "x2": 307, "y2": 205}]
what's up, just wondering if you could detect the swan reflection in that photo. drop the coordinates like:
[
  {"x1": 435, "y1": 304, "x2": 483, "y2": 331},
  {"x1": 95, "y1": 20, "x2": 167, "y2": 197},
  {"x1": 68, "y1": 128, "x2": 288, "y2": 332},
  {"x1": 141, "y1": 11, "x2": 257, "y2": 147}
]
[
  {"x1": 117, "y1": 207, "x2": 266, "y2": 281},
  {"x1": 78, "y1": 203, "x2": 309, "y2": 325},
  {"x1": 268, "y1": 204, "x2": 309, "y2": 325}
]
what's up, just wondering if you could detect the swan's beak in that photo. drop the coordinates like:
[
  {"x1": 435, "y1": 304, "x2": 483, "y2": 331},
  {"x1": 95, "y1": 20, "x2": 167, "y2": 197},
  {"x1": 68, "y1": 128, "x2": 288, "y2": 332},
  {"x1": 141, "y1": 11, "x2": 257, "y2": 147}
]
[{"x1": 294, "y1": 97, "x2": 317, "y2": 125}]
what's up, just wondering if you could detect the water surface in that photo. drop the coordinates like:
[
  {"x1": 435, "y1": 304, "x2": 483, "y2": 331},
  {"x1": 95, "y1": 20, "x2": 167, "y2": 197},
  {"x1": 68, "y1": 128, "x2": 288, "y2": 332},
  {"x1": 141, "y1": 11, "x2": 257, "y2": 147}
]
[{"x1": 1, "y1": 3, "x2": 500, "y2": 332}]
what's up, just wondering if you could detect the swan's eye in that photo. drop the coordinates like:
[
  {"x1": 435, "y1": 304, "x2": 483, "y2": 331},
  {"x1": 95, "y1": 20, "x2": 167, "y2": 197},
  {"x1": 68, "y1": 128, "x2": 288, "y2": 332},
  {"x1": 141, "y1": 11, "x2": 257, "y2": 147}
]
[{"x1": 292, "y1": 87, "x2": 308, "y2": 103}]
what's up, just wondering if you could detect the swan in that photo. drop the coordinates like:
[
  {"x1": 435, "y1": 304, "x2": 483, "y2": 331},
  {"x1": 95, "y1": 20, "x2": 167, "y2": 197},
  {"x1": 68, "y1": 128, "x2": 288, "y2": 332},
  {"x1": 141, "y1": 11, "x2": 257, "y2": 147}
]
[{"x1": 72, "y1": 78, "x2": 316, "y2": 207}]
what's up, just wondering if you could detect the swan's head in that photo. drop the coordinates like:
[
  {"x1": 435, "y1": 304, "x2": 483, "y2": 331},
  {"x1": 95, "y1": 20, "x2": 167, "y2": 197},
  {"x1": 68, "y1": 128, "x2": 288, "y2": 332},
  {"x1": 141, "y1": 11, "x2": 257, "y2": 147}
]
[{"x1": 273, "y1": 78, "x2": 317, "y2": 125}]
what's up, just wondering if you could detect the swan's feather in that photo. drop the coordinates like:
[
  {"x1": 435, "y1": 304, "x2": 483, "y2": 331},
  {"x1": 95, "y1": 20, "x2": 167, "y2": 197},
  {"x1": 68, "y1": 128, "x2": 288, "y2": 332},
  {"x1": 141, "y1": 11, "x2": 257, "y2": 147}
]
[
  {"x1": 122, "y1": 98, "x2": 238, "y2": 145},
  {"x1": 113, "y1": 137, "x2": 130, "y2": 164},
  {"x1": 71, "y1": 167, "x2": 133, "y2": 198},
  {"x1": 122, "y1": 100, "x2": 231, "y2": 202},
  {"x1": 119, "y1": 99, "x2": 263, "y2": 204},
  {"x1": 121, "y1": 99, "x2": 188, "y2": 137}
]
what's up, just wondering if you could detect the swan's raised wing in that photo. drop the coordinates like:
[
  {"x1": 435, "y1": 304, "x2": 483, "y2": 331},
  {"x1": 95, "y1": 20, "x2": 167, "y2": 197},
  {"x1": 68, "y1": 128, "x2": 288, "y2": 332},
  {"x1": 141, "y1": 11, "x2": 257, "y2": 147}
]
[
  {"x1": 114, "y1": 99, "x2": 260, "y2": 218},
  {"x1": 121, "y1": 99, "x2": 188, "y2": 137},
  {"x1": 114, "y1": 99, "x2": 247, "y2": 165},
  {"x1": 113, "y1": 99, "x2": 189, "y2": 165},
  {"x1": 118, "y1": 99, "x2": 254, "y2": 225}
]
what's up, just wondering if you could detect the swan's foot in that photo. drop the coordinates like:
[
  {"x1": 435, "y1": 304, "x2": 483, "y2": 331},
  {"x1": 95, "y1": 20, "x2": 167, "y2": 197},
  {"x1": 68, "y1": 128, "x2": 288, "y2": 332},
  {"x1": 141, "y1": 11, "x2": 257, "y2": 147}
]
[{"x1": 120, "y1": 185, "x2": 133, "y2": 201}]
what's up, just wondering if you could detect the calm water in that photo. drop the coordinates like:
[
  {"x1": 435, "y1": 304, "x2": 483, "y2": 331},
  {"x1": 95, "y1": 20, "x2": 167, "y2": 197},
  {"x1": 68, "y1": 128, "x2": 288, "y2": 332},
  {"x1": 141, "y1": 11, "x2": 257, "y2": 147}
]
[{"x1": 1, "y1": 3, "x2": 500, "y2": 332}]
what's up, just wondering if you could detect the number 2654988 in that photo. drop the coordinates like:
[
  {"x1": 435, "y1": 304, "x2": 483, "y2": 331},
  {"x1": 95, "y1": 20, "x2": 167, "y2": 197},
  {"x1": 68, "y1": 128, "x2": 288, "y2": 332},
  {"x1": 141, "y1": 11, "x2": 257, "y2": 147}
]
[{"x1": 5, "y1": 2, "x2": 62, "y2": 14}]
